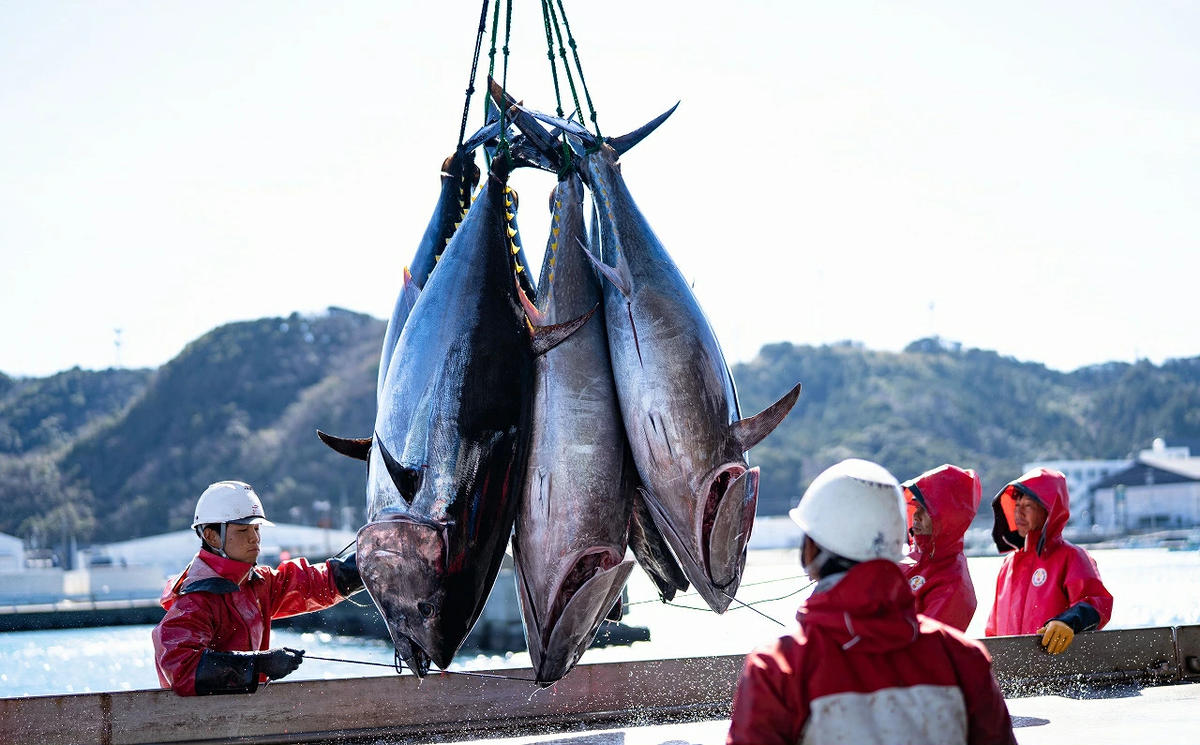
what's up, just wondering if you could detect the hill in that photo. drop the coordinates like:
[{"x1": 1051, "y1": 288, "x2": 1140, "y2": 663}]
[
  {"x1": 735, "y1": 339, "x2": 1200, "y2": 516},
  {"x1": 2, "y1": 316, "x2": 1199, "y2": 544}
]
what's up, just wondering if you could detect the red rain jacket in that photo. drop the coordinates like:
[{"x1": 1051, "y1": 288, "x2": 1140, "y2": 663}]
[
  {"x1": 728, "y1": 560, "x2": 1015, "y2": 745},
  {"x1": 986, "y1": 468, "x2": 1113, "y2": 637},
  {"x1": 902, "y1": 464, "x2": 981, "y2": 631},
  {"x1": 152, "y1": 549, "x2": 345, "y2": 696}
]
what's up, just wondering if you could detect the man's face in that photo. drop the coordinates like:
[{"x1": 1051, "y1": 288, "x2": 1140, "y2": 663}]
[
  {"x1": 205, "y1": 523, "x2": 262, "y2": 563},
  {"x1": 1013, "y1": 494, "x2": 1048, "y2": 537},
  {"x1": 910, "y1": 504, "x2": 933, "y2": 536}
]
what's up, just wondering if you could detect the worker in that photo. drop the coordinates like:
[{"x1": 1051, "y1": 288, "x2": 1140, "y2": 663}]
[
  {"x1": 152, "y1": 481, "x2": 364, "y2": 696},
  {"x1": 986, "y1": 468, "x2": 1113, "y2": 654},
  {"x1": 901, "y1": 464, "x2": 982, "y2": 631},
  {"x1": 728, "y1": 459, "x2": 1015, "y2": 745}
]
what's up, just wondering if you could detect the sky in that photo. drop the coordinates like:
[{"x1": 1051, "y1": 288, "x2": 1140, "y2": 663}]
[{"x1": 2, "y1": 1, "x2": 1197, "y2": 378}]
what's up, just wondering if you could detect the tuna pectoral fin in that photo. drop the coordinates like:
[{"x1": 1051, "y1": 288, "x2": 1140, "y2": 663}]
[
  {"x1": 583, "y1": 243, "x2": 633, "y2": 298},
  {"x1": 607, "y1": 102, "x2": 680, "y2": 156},
  {"x1": 537, "y1": 560, "x2": 634, "y2": 686},
  {"x1": 707, "y1": 468, "x2": 759, "y2": 589},
  {"x1": 629, "y1": 488, "x2": 690, "y2": 601},
  {"x1": 729, "y1": 381, "x2": 803, "y2": 452},
  {"x1": 530, "y1": 304, "x2": 598, "y2": 356},
  {"x1": 316, "y1": 430, "x2": 371, "y2": 462}
]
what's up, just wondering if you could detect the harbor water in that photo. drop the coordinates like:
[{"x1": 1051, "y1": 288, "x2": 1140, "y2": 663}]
[{"x1": 1, "y1": 547, "x2": 1197, "y2": 698}]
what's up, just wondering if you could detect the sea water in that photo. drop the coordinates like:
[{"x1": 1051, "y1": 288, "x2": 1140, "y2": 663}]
[{"x1": 1, "y1": 547, "x2": 1197, "y2": 698}]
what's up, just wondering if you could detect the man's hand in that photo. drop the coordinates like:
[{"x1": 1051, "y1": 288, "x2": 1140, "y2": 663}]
[
  {"x1": 254, "y1": 647, "x2": 305, "y2": 680},
  {"x1": 1036, "y1": 621, "x2": 1075, "y2": 655}
]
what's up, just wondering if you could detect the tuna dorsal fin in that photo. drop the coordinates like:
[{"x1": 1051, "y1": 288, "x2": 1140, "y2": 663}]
[
  {"x1": 582, "y1": 240, "x2": 633, "y2": 299},
  {"x1": 607, "y1": 102, "x2": 680, "y2": 156},
  {"x1": 728, "y1": 381, "x2": 803, "y2": 452},
  {"x1": 529, "y1": 304, "x2": 597, "y2": 356},
  {"x1": 316, "y1": 430, "x2": 372, "y2": 462}
]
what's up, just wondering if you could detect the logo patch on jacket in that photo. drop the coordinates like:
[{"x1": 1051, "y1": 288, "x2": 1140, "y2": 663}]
[
  {"x1": 909, "y1": 575, "x2": 926, "y2": 591},
  {"x1": 1031, "y1": 568, "x2": 1047, "y2": 587}
]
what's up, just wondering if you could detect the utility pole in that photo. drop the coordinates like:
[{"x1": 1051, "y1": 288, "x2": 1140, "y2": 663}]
[{"x1": 114, "y1": 328, "x2": 123, "y2": 368}]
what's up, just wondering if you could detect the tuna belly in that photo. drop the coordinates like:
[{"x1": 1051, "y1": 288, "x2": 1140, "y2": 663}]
[{"x1": 516, "y1": 547, "x2": 633, "y2": 686}]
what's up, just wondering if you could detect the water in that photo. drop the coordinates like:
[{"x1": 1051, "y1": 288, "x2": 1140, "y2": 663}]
[{"x1": 1, "y1": 547, "x2": 1197, "y2": 698}]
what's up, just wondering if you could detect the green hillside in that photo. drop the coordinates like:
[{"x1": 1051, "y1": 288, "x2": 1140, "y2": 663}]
[{"x1": 2, "y1": 313, "x2": 1198, "y2": 545}]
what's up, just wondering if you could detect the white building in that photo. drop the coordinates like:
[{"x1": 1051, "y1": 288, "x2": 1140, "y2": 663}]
[
  {"x1": 1092, "y1": 456, "x2": 1200, "y2": 531},
  {"x1": 1024, "y1": 439, "x2": 1191, "y2": 525},
  {"x1": 0, "y1": 531, "x2": 24, "y2": 571}
]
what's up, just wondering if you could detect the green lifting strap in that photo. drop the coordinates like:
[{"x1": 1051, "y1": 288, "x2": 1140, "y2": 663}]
[
  {"x1": 457, "y1": 0, "x2": 492, "y2": 150},
  {"x1": 550, "y1": 0, "x2": 602, "y2": 141}
]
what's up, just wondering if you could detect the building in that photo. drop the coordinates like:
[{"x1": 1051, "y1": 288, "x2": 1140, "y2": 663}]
[
  {"x1": 0, "y1": 531, "x2": 24, "y2": 571},
  {"x1": 1091, "y1": 455, "x2": 1200, "y2": 531},
  {"x1": 1024, "y1": 439, "x2": 1192, "y2": 526}
]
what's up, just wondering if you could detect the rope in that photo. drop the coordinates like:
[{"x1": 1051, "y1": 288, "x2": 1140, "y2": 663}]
[
  {"x1": 457, "y1": 0, "x2": 492, "y2": 149},
  {"x1": 539, "y1": 0, "x2": 565, "y2": 118},
  {"x1": 551, "y1": 0, "x2": 601, "y2": 139},
  {"x1": 303, "y1": 653, "x2": 537, "y2": 682},
  {"x1": 544, "y1": 0, "x2": 586, "y2": 138}
]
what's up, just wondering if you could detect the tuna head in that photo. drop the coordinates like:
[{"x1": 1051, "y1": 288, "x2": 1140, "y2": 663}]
[{"x1": 356, "y1": 517, "x2": 451, "y2": 676}]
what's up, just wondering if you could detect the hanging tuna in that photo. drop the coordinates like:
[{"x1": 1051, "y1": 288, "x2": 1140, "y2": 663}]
[
  {"x1": 319, "y1": 125, "x2": 592, "y2": 675},
  {"x1": 511, "y1": 98, "x2": 803, "y2": 614},
  {"x1": 512, "y1": 170, "x2": 636, "y2": 686}
]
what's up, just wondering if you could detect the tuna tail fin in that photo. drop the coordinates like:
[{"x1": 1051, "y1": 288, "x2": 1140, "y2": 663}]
[
  {"x1": 582, "y1": 240, "x2": 633, "y2": 299},
  {"x1": 529, "y1": 304, "x2": 597, "y2": 356},
  {"x1": 728, "y1": 381, "x2": 803, "y2": 452},
  {"x1": 607, "y1": 102, "x2": 680, "y2": 156},
  {"x1": 316, "y1": 430, "x2": 371, "y2": 462}
]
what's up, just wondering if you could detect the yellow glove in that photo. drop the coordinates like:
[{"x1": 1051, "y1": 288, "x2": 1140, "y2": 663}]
[{"x1": 1036, "y1": 620, "x2": 1075, "y2": 655}]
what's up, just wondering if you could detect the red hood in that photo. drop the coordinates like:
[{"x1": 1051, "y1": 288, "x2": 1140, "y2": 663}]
[
  {"x1": 903, "y1": 464, "x2": 980, "y2": 560},
  {"x1": 798, "y1": 560, "x2": 919, "y2": 653},
  {"x1": 159, "y1": 550, "x2": 255, "y2": 610},
  {"x1": 991, "y1": 467, "x2": 1070, "y2": 555}
]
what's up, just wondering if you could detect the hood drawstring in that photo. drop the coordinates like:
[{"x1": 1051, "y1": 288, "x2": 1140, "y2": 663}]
[{"x1": 841, "y1": 611, "x2": 861, "y2": 650}]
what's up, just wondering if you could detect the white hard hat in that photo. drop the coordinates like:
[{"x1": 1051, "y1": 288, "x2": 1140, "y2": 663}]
[
  {"x1": 788, "y1": 458, "x2": 906, "y2": 562},
  {"x1": 192, "y1": 481, "x2": 274, "y2": 528}
]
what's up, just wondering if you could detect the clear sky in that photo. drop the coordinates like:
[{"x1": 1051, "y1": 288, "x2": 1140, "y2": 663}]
[{"x1": 2, "y1": 1, "x2": 1197, "y2": 378}]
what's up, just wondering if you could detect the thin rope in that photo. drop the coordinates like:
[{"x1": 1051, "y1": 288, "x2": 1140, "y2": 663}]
[
  {"x1": 552, "y1": 0, "x2": 601, "y2": 138},
  {"x1": 544, "y1": 0, "x2": 585, "y2": 137},
  {"x1": 304, "y1": 653, "x2": 537, "y2": 682},
  {"x1": 497, "y1": 0, "x2": 514, "y2": 154},
  {"x1": 457, "y1": 0, "x2": 492, "y2": 149},
  {"x1": 540, "y1": 0, "x2": 565, "y2": 118}
]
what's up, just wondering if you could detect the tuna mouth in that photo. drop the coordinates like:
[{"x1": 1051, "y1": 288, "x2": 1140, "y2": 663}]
[
  {"x1": 392, "y1": 634, "x2": 433, "y2": 678},
  {"x1": 699, "y1": 464, "x2": 759, "y2": 591},
  {"x1": 516, "y1": 547, "x2": 633, "y2": 686}
]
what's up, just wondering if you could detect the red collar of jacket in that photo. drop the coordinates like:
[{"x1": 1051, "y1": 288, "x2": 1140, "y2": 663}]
[
  {"x1": 160, "y1": 550, "x2": 257, "y2": 609},
  {"x1": 798, "y1": 560, "x2": 920, "y2": 653}
]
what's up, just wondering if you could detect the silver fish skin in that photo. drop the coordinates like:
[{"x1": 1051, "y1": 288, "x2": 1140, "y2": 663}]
[
  {"x1": 582, "y1": 143, "x2": 800, "y2": 613},
  {"x1": 359, "y1": 160, "x2": 537, "y2": 677},
  {"x1": 513, "y1": 172, "x2": 634, "y2": 686}
]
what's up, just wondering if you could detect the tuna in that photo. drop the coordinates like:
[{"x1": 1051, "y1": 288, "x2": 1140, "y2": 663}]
[
  {"x1": 513, "y1": 104, "x2": 802, "y2": 613},
  {"x1": 322, "y1": 139, "x2": 591, "y2": 676},
  {"x1": 512, "y1": 171, "x2": 636, "y2": 685}
]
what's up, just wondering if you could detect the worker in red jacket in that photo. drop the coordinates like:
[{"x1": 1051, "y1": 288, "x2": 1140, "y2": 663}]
[
  {"x1": 728, "y1": 459, "x2": 1015, "y2": 745},
  {"x1": 152, "y1": 481, "x2": 363, "y2": 696},
  {"x1": 986, "y1": 468, "x2": 1113, "y2": 654},
  {"x1": 901, "y1": 464, "x2": 982, "y2": 631}
]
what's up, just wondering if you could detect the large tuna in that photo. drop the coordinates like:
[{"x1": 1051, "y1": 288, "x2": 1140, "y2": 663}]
[
  {"x1": 516, "y1": 105, "x2": 802, "y2": 613},
  {"x1": 322, "y1": 140, "x2": 590, "y2": 676},
  {"x1": 513, "y1": 170, "x2": 635, "y2": 685},
  {"x1": 376, "y1": 122, "x2": 537, "y2": 398}
]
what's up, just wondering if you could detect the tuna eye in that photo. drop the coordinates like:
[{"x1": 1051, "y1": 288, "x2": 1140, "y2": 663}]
[{"x1": 417, "y1": 601, "x2": 435, "y2": 618}]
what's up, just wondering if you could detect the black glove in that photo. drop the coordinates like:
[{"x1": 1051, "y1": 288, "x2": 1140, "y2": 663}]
[
  {"x1": 328, "y1": 552, "x2": 365, "y2": 597},
  {"x1": 254, "y1": 647, "x2": 305, "y2": 681}
]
